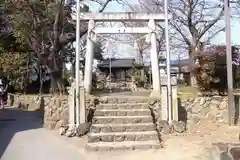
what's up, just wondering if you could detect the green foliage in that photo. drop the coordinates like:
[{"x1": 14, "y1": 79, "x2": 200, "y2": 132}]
[
  {"x1": 6, "y1": 0, "x2": 56, "y2": 48},
  {"x1": 0, "y1": 0, "x2": 107, "y2": 93},
  {"x1": 0, "y1": 52, "x2": 28, "y2": 92},
  {"x1": 4, "y1": 0, "x2": 84, "y2": 93},
  {"x1": 0, "y1": 1, "x2": 30, "y2": 93},
  {"x1": 0, "y1": 0, "x2": 4, "y2": 5}
]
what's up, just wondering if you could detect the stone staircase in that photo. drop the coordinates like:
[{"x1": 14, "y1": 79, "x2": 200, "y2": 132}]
[{"x1": 86, "y1": 96, "x2": 161, "y2": 151}]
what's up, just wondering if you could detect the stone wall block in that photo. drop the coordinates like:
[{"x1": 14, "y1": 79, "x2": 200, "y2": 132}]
[
  {"x1": 60, "y1": 108, "x2": 68, "y2": 120},
  {"x1": 192, "y1": 103, "x2": 202, "y2": 114},
  {"x1": 55, "y1": 120, "x2": 68, "y2": 130},
  {"x1": 199, "y1": 98, "x2": 206, "y2": 105},
  {"x1": 199, "y1": 105, "x2": 210, "y2": 117},
  {"x1": 218, "y1": 101, "x2": 227, "y2": 110},
  {"x1": 55, "y1": 98, "x2": 61, "y2": 109},
  {"x1": 179, "y1": 96, "x2": 229, "y2": 131}
]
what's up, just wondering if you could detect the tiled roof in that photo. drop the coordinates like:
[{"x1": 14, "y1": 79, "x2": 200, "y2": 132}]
[
  {"x1": 170, "y1": 59, "x2": 190, "y2": 66},
  {"x1": 97, "y1": 58, "x2": 141, "y2": 68}
]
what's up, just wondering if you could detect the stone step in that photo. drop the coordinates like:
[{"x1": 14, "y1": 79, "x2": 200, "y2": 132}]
[
  {"x1": 97, "y1": 103, "x2": 149, "y2": 110},
  {"x1": 94, "y1": 109, "x2": 151, "y2": 116},
  {"x1": 99, "y1": 96, "x2": 149, "y2": 104},
  {"x1": 91, "y1": 123, "x2": 156, "y2": 133},
  {"x1": 86, "y1": 140, "x2": 162, "y2": 151},
  {"x1": 92, "y1": 116, "x2": 153, "y2": 124},
  {"x1": 88, "y1": 131, "x2": 159, "y2": 143}
]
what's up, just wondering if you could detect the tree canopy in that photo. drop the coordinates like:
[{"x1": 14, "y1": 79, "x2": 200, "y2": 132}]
[{"x1": 0, "y1": 0, "x2": 117, "y2": 93}]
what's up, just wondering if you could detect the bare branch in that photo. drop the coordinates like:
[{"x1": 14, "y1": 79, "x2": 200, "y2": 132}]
[{"x1": 136, "y1": 0, "x2": 224, "y2": 58}]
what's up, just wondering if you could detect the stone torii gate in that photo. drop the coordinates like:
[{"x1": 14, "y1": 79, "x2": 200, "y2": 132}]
[
  {"x1": 80, "y1": 12, "x2": 172, "y2": 96},
  {"x1": 72, "y1": 12, "x2": 172, "y2": 126}
]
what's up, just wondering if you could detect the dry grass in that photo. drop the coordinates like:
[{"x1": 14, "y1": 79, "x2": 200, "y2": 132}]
[{"x1": 177, "y1": 86, "x2": 199, "y2": 98}]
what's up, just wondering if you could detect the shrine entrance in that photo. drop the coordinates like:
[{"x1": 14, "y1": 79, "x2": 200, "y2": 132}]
[
  {"x1": 72, "y1": 12, "x2": 172, "y2": 126},
  {"x1": 79, "y1": 12, "x2": 171, "y2": 95}
]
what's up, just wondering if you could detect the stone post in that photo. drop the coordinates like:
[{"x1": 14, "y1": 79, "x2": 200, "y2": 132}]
[
  {"x1": 148, "y1": 19, "x2": 161, "y2": 98},
  {"x1": 160, "y1": 73, "x2": 179, "y2": 121},
  {"x1": 238, "y1": 96, "x2": 240, "y2": 124},
  {"x1": 68, "y1": 82, "x2": 75, "y2": 126},
  {"x1": 84, "y1": 19, "x2": 95, "y2": 94},
  {"x1": 160, "y1": 84, "x2": 168, "y2": 121},
  {"x1": 171, "y1": 75, "x2": 178, "y2": 121},
  {"x1": 79, "y1": 87, "x2": 86, "y2": 123}
]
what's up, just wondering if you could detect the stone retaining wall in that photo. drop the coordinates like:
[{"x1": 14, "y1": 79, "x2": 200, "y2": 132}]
[
  {"x1": 7, "y1": 94, "x2": 69, "y2": 130},
  {"x1": 8, "y1": 94, "x2": 99, "y2": 132},
  {"x1": 149, "y1": 96, "x2": 229, "y2": 134},
  {"x1": 44, "y1": 95, "x2": 99, "y2": 131},
  {"x1": 179, "y1": 96, "x2": 228, "y2": 131},
  {"x1": 8, "y1": 94, "x2": 229, "y2": 134},
  {"x1": 8, "y1": 94, "x2": 51, "y2": 111},
  {"x1": 43, "y1": 96, "x2": 69, "y2": 130}
]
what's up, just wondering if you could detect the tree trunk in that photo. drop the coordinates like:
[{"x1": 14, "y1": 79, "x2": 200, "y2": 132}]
[
  {"x1": 47, "y1": 50, "x2": 65, "y2": 94},
  {"x1": 49, "y1": 70, "x2": 65, "y2": 94},
  {"x1": 188, "y1": 46, "x2": 197, "y2": 86},
  {"x1": 39, "y1": 66, "x2": 43, "y2": 94},
  {"x1": 38, "y1": 61, "x2": 43, "y2": 94},
  {"x1": 139, "y1": 50, "x2": 145, "y2": 82},
  {"x1": 72, "y1": 62, "x2": 75, "y2": 78},
  {"x1": 48, "y1": 0, "x2": 65, "y2": 94}
]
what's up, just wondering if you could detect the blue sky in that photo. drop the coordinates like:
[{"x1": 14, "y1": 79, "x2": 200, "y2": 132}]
[{"x1": 212, "y1": 20, "x2": 240, "y2": 45}]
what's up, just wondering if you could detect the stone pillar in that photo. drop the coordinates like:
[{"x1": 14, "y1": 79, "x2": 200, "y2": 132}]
[
  {"x1": 79, "y1": 70, "x2": 84, "y2": 87},
  {"x1": 171, "y1": 75, "x2": 178, "y2": 121},
  {"x1": 79, "y1": 87, "x2": 86, "y2": 123},
  {"x1": 68, "y1": 82, "x2": 76, "y2": 126},
  {"x1": 84, "y1": 19, "x2": 95, "y2": 94},
  {"x1": 148, "y1": 19, "x2": 161, "y2": 98},
  {"x1": 161, "y1": 84, "x2": 168, "y2": 121},
  {"x1": 160, "y1": 73, "x2": 179, "y2": 121}
]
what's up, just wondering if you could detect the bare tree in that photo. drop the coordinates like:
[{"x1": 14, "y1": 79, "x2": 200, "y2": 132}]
[
  {"x1": 138, "y1": 0, "x2": 225, "y2": 85},
  {"x1": 123, "y1": 4, "x2": 171, "y2": 65}
]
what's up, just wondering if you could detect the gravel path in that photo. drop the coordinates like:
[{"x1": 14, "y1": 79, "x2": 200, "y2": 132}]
[{"x1": 0, "y1": 108, "x2": 87, "y2": 160}]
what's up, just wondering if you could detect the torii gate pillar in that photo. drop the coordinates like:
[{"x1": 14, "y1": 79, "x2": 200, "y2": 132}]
[
  {"x1": 149, "y1": 19, "x2": 161, "y2": 98},
  {"x1": 84, "y1": 20, "x2": 95, "y2": 94}
]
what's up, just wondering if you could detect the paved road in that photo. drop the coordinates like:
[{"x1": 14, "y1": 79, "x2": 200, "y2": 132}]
[{"x1": 0, "y1": 108, "x2": 86, "y2": 160}]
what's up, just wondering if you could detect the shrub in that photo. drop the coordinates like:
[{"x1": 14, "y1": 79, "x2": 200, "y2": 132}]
[
  {"x1": 133, "y1": 68, "x2": 147, "y2": 88},
  {"x1": 194, "y1": 45, "x2": 240, "y2": 95}
]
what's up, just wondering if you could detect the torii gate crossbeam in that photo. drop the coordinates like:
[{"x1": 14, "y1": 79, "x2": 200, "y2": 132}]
[{"x1": 79, "y1": 12, "x2": 172, "y2": 21}]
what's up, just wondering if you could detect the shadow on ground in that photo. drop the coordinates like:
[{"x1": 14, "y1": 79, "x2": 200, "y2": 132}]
[{"x1": 0, "y1": 108, "x2": 43, "y2": 159}]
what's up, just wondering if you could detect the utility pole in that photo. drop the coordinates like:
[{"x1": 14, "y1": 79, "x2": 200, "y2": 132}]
[
  {"x1": 164, "y1": 0, "x2": 172, "y2": 124},
  {"x1": 75, "y1": 0, "x2": 81, "y2": 126},
  {"x1": 224, "y1": 0, "x2": 234, "y2": 126}
]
